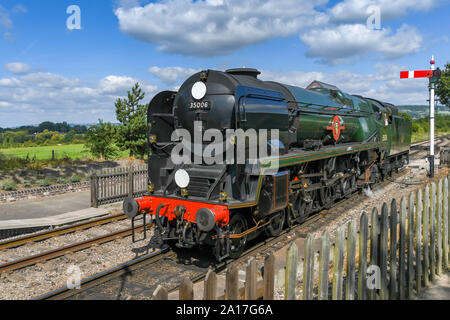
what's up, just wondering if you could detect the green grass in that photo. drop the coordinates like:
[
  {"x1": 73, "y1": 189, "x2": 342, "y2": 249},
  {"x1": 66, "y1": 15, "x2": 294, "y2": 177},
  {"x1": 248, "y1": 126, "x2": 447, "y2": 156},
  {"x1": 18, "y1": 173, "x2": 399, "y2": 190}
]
[
  {"x1": 412, "y1": 131, "x2": 450, "y2": 143},
  {"x1": 0, "y1": 144, "x2": 129, "y2": 160}
]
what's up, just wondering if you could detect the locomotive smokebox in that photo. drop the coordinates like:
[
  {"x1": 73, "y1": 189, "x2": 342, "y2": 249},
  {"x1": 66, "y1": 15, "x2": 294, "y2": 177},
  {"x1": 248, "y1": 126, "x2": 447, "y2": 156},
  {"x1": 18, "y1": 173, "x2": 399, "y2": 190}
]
[{"x1": 123, "y1": 197, "x2": 139, "y2": 218}]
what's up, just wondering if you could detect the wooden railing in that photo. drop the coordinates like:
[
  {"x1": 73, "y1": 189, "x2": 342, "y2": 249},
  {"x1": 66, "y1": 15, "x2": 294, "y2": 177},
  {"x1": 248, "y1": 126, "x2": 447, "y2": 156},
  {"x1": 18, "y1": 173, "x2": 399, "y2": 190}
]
[
  {"x1": 90, "y1": 165, "x2": 148, "y2": 207},
  {"x1": 441, "y1": 147, "x2": 450, "y2": 167},
  {"x1": 153, "y1": 174, "x2": 450, "y2": 300}
]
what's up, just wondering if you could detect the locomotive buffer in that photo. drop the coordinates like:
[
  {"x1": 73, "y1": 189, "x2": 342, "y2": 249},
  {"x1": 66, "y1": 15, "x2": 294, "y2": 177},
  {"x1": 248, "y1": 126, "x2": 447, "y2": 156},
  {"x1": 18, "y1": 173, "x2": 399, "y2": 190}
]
[{"x1": 400, "y1": 56, "x2": 441, "y2": 177}]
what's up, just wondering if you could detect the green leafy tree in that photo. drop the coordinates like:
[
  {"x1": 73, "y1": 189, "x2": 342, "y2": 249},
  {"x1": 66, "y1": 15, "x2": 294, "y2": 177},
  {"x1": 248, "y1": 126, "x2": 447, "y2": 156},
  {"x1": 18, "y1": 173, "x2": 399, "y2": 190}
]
[
  {"x1": 84, "y1": 120, "x2": 119, "y2": 160},
  {"x1": 437, "y1": 62, "x2": 450, "y2": 108},
  {"x1": 115, "y1": 83, "x2": 148, "y2": 158}
]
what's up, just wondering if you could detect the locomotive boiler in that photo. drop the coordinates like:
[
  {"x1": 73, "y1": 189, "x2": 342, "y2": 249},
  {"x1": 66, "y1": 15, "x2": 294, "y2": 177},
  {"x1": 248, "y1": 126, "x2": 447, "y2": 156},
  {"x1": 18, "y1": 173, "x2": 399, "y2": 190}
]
[{"x1": 123, "y1": 68, "x2": 411, "y2": 260}]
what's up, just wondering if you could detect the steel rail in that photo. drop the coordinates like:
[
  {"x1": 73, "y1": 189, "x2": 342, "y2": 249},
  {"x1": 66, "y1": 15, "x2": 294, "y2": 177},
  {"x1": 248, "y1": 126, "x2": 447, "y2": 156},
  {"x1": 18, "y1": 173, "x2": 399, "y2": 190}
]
[
  {"x1": 34, "y1": 247, "x2": 172, "y2": 300},
  {"x1": 0, "y1": 224, "x2": 149, "y2": 273},
  {"x1": 0, "y1": 213, "x2": 127, "y2": 250}
]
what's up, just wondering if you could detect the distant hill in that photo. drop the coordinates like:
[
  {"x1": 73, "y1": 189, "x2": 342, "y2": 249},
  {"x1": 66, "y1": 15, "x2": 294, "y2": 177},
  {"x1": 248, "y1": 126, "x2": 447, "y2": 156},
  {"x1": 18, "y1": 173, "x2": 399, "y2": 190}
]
[{"x1": 397, "y1": 105, "x2": 450, "y2": 119}]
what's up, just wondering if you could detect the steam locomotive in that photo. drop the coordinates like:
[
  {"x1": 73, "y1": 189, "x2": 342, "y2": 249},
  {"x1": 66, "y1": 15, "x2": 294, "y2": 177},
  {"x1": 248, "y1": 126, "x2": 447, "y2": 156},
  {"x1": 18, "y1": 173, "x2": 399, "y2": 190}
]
[{"x1": 123, "y1": 68, "x2": 411, "y2": 260}]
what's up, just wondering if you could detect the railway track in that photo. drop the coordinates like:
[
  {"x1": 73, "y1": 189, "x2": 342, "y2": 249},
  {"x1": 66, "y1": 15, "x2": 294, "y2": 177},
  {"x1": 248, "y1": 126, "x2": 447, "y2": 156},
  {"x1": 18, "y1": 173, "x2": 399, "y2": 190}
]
[
  {"x1": 0, "y1": 220, "x2": 150, "y2": 274},
  {"x1": 18, "y1": 136, "x2": 450, "y2": 300},
  {"x1": 35, "y1": 168, "x2": 407, "y2": 300},
  {"x1": 0, "y1": 213, "x2": 127, "y2": 250}
]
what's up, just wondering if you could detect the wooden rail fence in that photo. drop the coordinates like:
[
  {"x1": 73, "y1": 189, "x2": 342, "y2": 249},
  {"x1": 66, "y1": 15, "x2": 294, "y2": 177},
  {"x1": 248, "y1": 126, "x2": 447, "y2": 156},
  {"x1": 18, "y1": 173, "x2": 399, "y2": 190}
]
[
  {"x1": 441, "y1": 147, "x2": 450, "y2": 167},
  {"x1": 90, "y1": 165, "x2": 148, "y2": 207},
  {"x1": 152, "y1": 174, "x2": 450, "y2": 300}
]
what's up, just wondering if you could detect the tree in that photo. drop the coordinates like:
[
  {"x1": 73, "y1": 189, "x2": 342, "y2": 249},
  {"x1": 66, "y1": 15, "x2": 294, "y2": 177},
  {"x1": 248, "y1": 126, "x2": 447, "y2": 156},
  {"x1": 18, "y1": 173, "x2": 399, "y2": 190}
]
[
  {"x1": 84, "y1": 120, "x2": 119, "y2": 160},
  {"x1": 115, "y1": 83, "x2": 148, "y2": 158},
  {"x1": 437, "y1": 62, "x2": 450, "y2": 108}
]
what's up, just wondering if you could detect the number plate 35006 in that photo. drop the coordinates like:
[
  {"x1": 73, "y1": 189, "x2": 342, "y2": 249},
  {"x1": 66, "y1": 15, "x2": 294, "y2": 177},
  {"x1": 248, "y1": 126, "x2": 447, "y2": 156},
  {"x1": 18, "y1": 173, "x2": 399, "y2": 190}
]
[{"x1": 189, "y1": 101, "x2": 211, "y2": 110}]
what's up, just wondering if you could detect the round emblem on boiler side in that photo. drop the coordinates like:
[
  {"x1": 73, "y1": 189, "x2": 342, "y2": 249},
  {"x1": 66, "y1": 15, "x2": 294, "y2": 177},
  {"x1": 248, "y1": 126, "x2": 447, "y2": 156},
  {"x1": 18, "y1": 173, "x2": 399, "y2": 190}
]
[
  {"x1": 191, "y1": 81, "x2": 207, "y2": 100},
  {"x1": 326, "y1": 116, "x2": 346, "y2": 141}
]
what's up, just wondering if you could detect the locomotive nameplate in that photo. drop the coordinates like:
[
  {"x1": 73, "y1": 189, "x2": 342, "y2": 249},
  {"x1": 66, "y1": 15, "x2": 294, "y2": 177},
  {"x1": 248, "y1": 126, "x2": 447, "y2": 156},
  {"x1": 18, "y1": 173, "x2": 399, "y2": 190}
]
[{"x1": 189, "y1": 101, "x2": 211, "y2": 110}]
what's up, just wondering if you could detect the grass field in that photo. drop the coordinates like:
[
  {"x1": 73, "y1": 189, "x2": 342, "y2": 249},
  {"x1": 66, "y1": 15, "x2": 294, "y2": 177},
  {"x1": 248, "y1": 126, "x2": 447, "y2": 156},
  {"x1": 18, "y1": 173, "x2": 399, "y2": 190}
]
[{"x1": 0, "y1": 144, "x2": 129, "y2": 160}]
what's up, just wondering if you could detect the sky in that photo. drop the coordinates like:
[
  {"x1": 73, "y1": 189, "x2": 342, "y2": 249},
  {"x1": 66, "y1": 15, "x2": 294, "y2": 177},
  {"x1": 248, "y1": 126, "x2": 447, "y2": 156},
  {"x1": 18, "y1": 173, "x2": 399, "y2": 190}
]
[{"x1": 0, "y1": 0, "x2": 449, "y2": 127}]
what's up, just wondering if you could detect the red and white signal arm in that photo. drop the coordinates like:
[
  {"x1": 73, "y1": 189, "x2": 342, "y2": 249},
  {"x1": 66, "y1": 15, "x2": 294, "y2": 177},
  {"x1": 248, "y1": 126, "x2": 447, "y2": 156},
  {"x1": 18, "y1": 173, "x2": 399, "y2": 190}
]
[
  {"x1": 400, "y1": 70, "x2": 433, "y2": 79},
  {"x1": 400, "y1": 69, "x2": 441, "y2": 80}
]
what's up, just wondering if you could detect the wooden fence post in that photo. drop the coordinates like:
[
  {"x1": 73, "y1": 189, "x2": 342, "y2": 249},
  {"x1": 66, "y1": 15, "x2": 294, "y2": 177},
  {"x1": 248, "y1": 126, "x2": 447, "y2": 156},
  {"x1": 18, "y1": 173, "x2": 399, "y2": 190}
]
[
  {"x1": 152, "y1": 285, "x2": 168, "y2": 300},
  {"x1": 358, "y1": 212, "x2": 368, "y2": 300},
  {"x1": 379, "y1": 203, "x2": 389, "y2": 300},
  {"x1": 437, "y1": 180, "x2": 443, "y2": 275},
  {"x1": 444, "y1": 177, "x2": 449, "y2": 270},
  {"x1": 303, "y1": 235, "x2": 314, "y2": 300},
  {"x1": 179, "y1": 278, "x2": 194, "y2": 300},
  {"x1": 285, "y1": 242, "x2": 298, "y2": 300},
  {"x1": 369, "y1": 208, "x2": 379, "y2": 300},
  {"x1": 225, "y1": 265, "x2": 239, "y2": 300},
  {"x1": 407, "y1": 192, "x2": 415, "y2": 299},
  {"x1": 346, "y1": 220, "x2": 356, "y2": 300},
  {"x1": 399, "y1": 197, "x2": 407, "y2": 300},
  {"x1": 263, "y1": 252, "x2": 275, "y2": 300},
  {"x1": 430, "y1": 182, "x2": 436, "y2": 281},
  {"x1": 245, "y1": 257, "x2": 257, "y2": 300},
  {"x1": 128, "y1": 165, "x2": 134, "y2": 198},
  {"x1": 318, "y1": 231, "x2": 330, "y2": 300},
  {"x1": 423, "y1": 185, "x2": 430, "y2": 287},
  {"x1": 332, "y1": 226, "x2": 344, "y2": 300},
  {"x1": 389, "y1": 199, "x2": 398, "y2": 300},
  {"x1": 90, "y1": 171, "x2": 98, "y2": 208},
  {"x1": 415, "y1": 188, "x2": 423, "y2": 293},
  {"x1": 204, "y1": 269, "x2": 217, "y2": 300}
]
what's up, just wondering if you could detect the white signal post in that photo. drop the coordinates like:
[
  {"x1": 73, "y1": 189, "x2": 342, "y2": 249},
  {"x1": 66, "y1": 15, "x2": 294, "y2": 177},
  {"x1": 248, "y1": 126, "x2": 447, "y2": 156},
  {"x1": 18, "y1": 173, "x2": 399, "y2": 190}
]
[
  {"x1": 429, "y1": 56, "x2": 436, "y2": 177},
  {"x1": 400, "y1": 56, "x2": 441, "y2": 177}
]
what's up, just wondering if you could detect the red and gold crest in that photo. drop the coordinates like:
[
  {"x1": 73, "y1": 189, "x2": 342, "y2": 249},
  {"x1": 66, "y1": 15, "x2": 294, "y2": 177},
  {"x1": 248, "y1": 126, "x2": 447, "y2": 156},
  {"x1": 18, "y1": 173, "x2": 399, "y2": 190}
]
[{"x1": 326, "y1": 116, "x2": 346, "y2": 141}]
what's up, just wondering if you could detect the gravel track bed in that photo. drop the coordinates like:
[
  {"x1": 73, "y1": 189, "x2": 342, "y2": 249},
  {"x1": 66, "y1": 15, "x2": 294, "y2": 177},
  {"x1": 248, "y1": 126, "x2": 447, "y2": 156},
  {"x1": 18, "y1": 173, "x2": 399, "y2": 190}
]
[
  {"x1": 1, "y1": 141, "x2": 448, "y2": 300},
  {"x1": 0, "y1": 227, "x2": 156, "y2": 300}
]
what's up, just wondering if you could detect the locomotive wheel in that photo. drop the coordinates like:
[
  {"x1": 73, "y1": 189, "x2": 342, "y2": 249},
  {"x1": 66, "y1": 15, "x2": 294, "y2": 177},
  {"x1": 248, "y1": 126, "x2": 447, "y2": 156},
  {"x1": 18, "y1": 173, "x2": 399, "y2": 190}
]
[
  {"x1": 285, "y1": 206, "x2": 297, "y2": 228},
  {"x1": 319, "y1": 186, "x2": 333, "y2": 208},
  {"x1": 265, "y1": 210, "x2": 285, "y2": 237},
  {"x1": 228, "y1": 213, "x2": 248, "y2": 259}
]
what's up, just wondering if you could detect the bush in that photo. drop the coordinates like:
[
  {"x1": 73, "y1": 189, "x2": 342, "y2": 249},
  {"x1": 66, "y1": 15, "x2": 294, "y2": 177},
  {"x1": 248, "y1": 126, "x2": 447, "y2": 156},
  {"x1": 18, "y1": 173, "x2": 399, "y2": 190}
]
[
  {"x1": 69, "y1": 175, "x2": 82, "y2": 183},
  {"x1": 56, "y1": 177, "x2": 68, "y2": 185},
  {"x1": 1, "y1": 181, "x2": 17, "y2": 191},
  {"x1": 23, "y1": 180, "x2": 32, "y2": 188},
  {"x1": 37, "y1": 178, "x2": 52, "y2": 187}
]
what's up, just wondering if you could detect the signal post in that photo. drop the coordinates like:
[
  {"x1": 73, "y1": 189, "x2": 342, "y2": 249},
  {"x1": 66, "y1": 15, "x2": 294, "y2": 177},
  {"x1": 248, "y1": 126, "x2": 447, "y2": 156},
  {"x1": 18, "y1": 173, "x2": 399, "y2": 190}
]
[{"x1": 400, "y1": 56, "x2": 441, "y2": 177}]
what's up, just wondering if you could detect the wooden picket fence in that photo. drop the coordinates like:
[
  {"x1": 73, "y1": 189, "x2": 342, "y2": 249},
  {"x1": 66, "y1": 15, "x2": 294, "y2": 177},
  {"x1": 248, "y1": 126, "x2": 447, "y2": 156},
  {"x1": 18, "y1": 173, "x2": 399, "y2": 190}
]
[
  {"x1": 90, "y1": 165, "x2": 148, "y2": 207},
  {"x1": 441, "y1": 147, "x2": 450, "y2": 167},
  {"x1": 152, "y1": 174, "x2": 450, "y2": 300}
]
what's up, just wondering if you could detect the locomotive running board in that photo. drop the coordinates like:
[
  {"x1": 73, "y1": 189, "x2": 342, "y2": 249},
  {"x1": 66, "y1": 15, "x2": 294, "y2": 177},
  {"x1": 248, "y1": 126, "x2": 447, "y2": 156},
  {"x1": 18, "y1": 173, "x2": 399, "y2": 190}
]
[{"x1": 228, "y1": 141, "x2": 383, "y2": 209}]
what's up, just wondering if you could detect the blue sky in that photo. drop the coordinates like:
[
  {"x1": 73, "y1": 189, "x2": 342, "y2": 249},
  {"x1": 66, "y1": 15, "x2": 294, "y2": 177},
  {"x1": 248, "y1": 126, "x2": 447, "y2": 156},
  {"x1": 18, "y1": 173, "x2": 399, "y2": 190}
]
[{"x1": 0, "y1": 0, "x2": 449, "y2": 127}]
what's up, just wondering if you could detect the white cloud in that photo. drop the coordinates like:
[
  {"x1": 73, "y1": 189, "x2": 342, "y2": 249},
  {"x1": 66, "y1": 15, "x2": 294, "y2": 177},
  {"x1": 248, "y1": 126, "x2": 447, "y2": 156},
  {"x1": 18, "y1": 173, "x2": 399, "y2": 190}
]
[
  {"x1": 0, "y1": 4, "x2": 12, "y2": 29},
  {"x1": 149, "y1": 66, "x2": 199, "y2": 85},
  {"x1": 4, "y1": 62, "x2": 32, "y2": 75},
  {"x1": 12, "y1": 4, "x2": 27, "y2": 14},
  {"x1": 0, "y1": 73, "x2": 159, "y2": 127},
  {"x1": 329, "y1": 0, "x2": 437, "y2": 24},
  {"x1": 259, "y1": 64, "x2": 429, "y2": 105},
  {"x1": 300, "y1": 24, "x2": 422, "y2": 65},
  {"x1": 99, "y1": 75, "x2": 157, "y2": 95},
  {"x1": 115, "y1": 0, "x2": 328, "y2": 56}
]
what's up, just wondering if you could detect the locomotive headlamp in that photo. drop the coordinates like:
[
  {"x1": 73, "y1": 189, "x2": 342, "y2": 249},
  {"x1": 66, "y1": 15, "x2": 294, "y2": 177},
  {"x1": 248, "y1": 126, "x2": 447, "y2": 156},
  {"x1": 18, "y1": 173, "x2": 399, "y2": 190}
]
[
  {"x1": 149, "y1": 135, "x2": 157, "y2": 143},
  {"x1": 175, "y1": 169, "x2": 190, "y2": 188},
  {"x1": 191, "y1": 81, "x2": 207, "y2": 100},
  {"x1": 196, "y1": 208, "x2": 216, "y2": 232}
]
